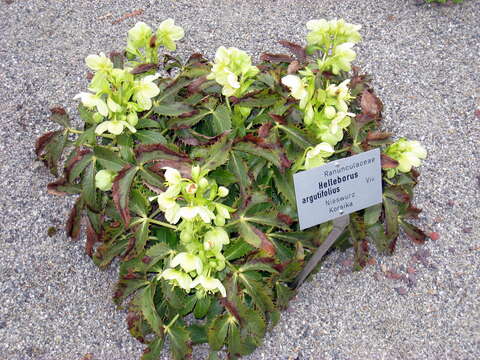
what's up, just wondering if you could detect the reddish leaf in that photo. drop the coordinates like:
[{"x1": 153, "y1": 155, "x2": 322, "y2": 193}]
[
  {"x1": 279, "y1": 152, "x2": 292, "y2": 169},
  {"x1": 149, "y1": 160, "x2": 192, "y2": 179},
  {"x1": 111, "y1": 9, "x2": 144, "y2": 24},
  {"x1": 258, "y1": 122, "x2": 273, "y2": 138},
  {"x1": 219, "y1": 298, "x2": 241, "y2": 323},
  {"x1": 35, "y1": 131, "x2": 61, "y2": 157},
  {"x1": 401, "y1": 220, "x2": 427, "y2": 244},
  {"x1": 268, "y1": 113, "x2": 287, "y2": 125},
  {"x1": 149, "y1": 35, "x2": 157, "y2": 48},
  {"x1": 85, "y1": 216, "x2": 100, "y2": 257},
  {"x1": 429, "y1": 232, "x2": 440, "y2": 241},
  {"x1": 64, "y1": 148, "x2": 92, "y2": 182},
  {"x1": 253, "y1": 227, "x2": 276, "y2": 256},
  {"x1": 186, "y1": 75, "x2": 207, "y2": 94},
  {"x1": 134, "y1": 143, "x2": 190, "y2": 164},
  {"x1": 131, "y1": 63, "x2": 157, "y2": 74},
  {"x1": 47, "y1": 178, "x2": 80, "y2": 195},
  {"x1": 287, "y1": 60, "x2": 300, "y2": 74},
  {"x1": 112, "y1": 164, "x2": 138, "y2": 226},
  {"x1": 404, "y1": 206, "x2": 422, "y2": 218},
  {"x1": 278, "y1": 40, "x2": 307, "y2": 63},
  {"x1": 66, "y1": 198, "x2": 84, "y2": 240},
  {"x1": 395, "y1": 287, "x2": 408, "y2": 295},
  {"x1": 50, "y1": 107, "x2": 66, "y2": 115},
  {"x1": 381, "y1": 154, "x2": 399, "y2": 169},
  {"x1": 277, "y1": 213, "x2": 293, "y2": 226},
  {"x1": 366, "y1": 131, "x2": 391, "y2": 141},
  {"x1": 259, "y1": 53, "x2": 293, "y2": 63},
  {"x1": 360, "y1": 90, "x2": 383, "y2": 118}
]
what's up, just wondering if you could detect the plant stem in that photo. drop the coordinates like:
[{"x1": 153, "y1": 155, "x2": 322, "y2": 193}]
[
  {"x1": 148, "y1": 218, "x2": 177, "y2": 230},
  {"x1": 165, "y1": 314, "x2": 180, "y2": 330}
]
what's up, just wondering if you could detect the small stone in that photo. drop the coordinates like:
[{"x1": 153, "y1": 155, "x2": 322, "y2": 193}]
[{"x1": 395, "y1": 287, "x2": 408, "y2": 295}]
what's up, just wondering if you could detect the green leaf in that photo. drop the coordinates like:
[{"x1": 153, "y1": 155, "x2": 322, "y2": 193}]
[
  {"x1": 117, "y1": 133, "x2": 135, "y2": 163},
  {"x1": 208, "y1": 314, "x2": 229, "y2": 350},
  {"x1": 400, "y1": 220, "x2": 427, "y2": 244},
  {"x1": 134, "y1": 220, "x2": 150, "y2": 255},
  {"x1": 364, "y1": 203, "x2": 382, "y2": 226},
  {"x1": 65, "y1": 149, "x2": 93, "y2": 183},
  {"x1": 275, "y1": 282, "x2": 295, "y2": 309},
  {"x1": 157, "y1": 78, "x2": 193, "y2": 103},
  {"x1": 167, "y1": 322, "x2": 192, "y2": 360},
  {"x1": 383, "y1": 197, "x2": 399, "y2": 238},
  {"x1": 145, "y1": 242, "x2": 171, "y2": 258},
  {"x1": 238, "y1": 273, "x2": 275, "y2": 312},
  {"x1": 66, "y1": 197, "x2": 84, "y2": 239},
  {"x1": 153, "y1": 102, "x2": 194, "y2": 117},
  {"x1": 81, "y1": 161, "x2": 97, "y2": 210},
  {"x1": 135, "y1": 143, "x2": 189, "y2": 165},
  {"x1": 194, "y1": 296, "x2": 212, "y2": 319},
  {"x1": 239, "y1": 263, "x2": 278, "y2": 274},
  {"x1": 35, "y1": 130, "x2": 67, "y2": 176},
  {"x1": 94, "y1": 146, "x2": 127, "y2": 172},
  {"x1": 75, "y1": 126, "x2": 96, "y2": 146},
  {"x1": 50, "y1": 107, "x2": 71, "y2": 127},
  {"x1": 93, "y1": 237, "x2": 129, "y2": 268},
  {"x1": 236, "y1": 222, "x2": 276, "y2": 257},
  {"x1": 367, "y1": 223, "x2": 392, "y2": 254},
  {"x1": 188, "y1": 323, "x2": 208, "y2": 344},
  {"x1": 112, "y1": 164, "x2": 139, "y2": 226},
  {"x1": 212, "y1": 104, "x2": 232, "y2": 134},
  {"x1": 243, "y1": 213, "x2": 290, "y2": 231},
  {"x1": 209, "y1": 168, "x2": 238, "y2": 186},
  {"x1": 224, "y1": 239, "x2": 254, "y2": 261},
  {"x1": 167, "y1": 109, "x2": 211, "y2": 129},
  {"x1": 78, "y1": 104, "x2": 94, "y2": 124},
  {"x1": 113, "y1": 279, "x2": 149, "y2": 306},
  {"x1": 134, "y1": 130, "x2": 167, "y2": 145},
  {"x1": 234, "y1": 142, "x2": 281, "y2": 168},
  {"x1": 139, "y1": 284, "x2": 164, "y2": 337},
  {"x1": 160, "y1": 281, "x2": 187, "y2": 310},
  {"x1": 136, "y1": 118, "x2": 161, "y2": 129},
  {"x1": 139, "y1": 167, "x2": 164, "y2": 188},
  {"x1": 272, "y1": 168, "x2": 296, "y2": 207},
  {"x1": 129, "y1": 189, "x2": 149, "y2": 217},
  {"x1": 228, "y1": 151, "x2": 249, "y2": 196},
  {"x1": 277, "y1": 124, "x2": 314, "y2": 149},
  {"x1": 141, "y1": 337, "x2": 165, "y2": 360},
  {"x1": 193, "y1": 135, "x2": 233, "y2": 172},
  {"x1": 47, "y1": 178, "x2": 81, "y2": 196},
  {"x1": 236, "y1": 95, "x2": 278, "y2": 108}
]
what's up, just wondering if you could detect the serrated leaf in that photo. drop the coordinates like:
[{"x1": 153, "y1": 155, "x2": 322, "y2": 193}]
[
  {"x1": 117, "y1": 134, "x2": 136, "y2": 163},
  {"x1": 114, "y1": 279, "x2": 149, "y2": 306},
  {"x1": 211, "y1": 104, "x2": 232, "y2": 134},
  {"x1": 94, "y1": 146, "x2": 127, "y2": 172},
  {"x1": 167, "y1": 109, "x2": 211, "y2": 129},
  {"x1": 134, "y1": 220, "x2": 150, "y2": 255},
  {"x1": 234, "y1": 142, "x2": 281, "y2": 168},
  {"x1": 383, "y1": 197, "x2": 399, "y2": 239},
  {"x1": 135, "y1": 143, "x2": 190, "y2": 165},
  {"x1": 277, "y1": 124, "x2": 313, "y2": 149},
  {"x1": 238, "y1": 272, "x2": 275, "y2": 312},
  {"x1": 243, "y1": 213, "x2": 290, "y2": 230},
  {"x1": 208, "y1": 314, "x2": 229, "y2": 350},
  {"x1": 367, "y1": 223, "x2": 392, "y2": 255},
  {"x1": 93, "y1": 237, "x2": 129, "y2": 268},
  {"x1": 47, "y1": 178, "x2": 81, "y2": 196},
  {"x1": 272, "y1": 168, "x2": 296, "y2": 207},
  {"x1": 160, "y1": 281, "x2": 187, "y2": 310},
  {"x1": 400, "y1": 220, "x2": 427, "y2": 244},
  {"x1": 129, "y1": 189, "x2": 149, "y2": 217},
  {"x1": 112, "y1": 164, "x2": 139, "y2": 226},
  {"x1": 275, "y1": 282, "x2": 295, "y2": 309},
  {"x1": 65, "y1": 149, "x2": 93, "y2": 183},
  {"x1": 193, "y1": 134, "x2": 233, "y2": 172},
  {"x1": 139, "y1": 167, "x2": 164, "y2": 188},
  {"x1": 239, "y1": 263, "x2": 278, "y2": 274},
  {"x1": 167, "y1": 322, "x2": 192, "y2": 360},
  {"x1": 157, "y1": 78, "x2": 193, "y2": 103},
  {"x1": 50, "y1": 107, "x2": 71, "y2": 127},
  {"x1": 364, "y1": 203, "x2": 382, "y2": 226},
  {"x1": 141, "y1": 337, "x2": 164, "y2": 360},
  {"x1": 134, "y1": 130, "x2": 167, "y2": 145},
  {"x1": 188, "y1": 323, "x2": 208, "y2": 344},
  {"x1": 228, "y1": 151, "x2": 249, "y2": 197},
  {"x1": 136, "y1": 118, "x2": 161, "y2": 129},
  {"x1": 234, "y1": 95, "x2": 278, "y2": 108},
  {"x1": 224, "y1": 239, "x2": 254, "y2": 261},
  {"x1": 66, "y1": 197, "x2": 84, "y2": 239},
  {"x1": 153, "y1": 102, "x2": 194, "y2": 117},
  {"x1": 237, "y1": 222, "x2": 275, "y2": 256},
  {"x1": 140, "y1": 285, "x2": 164, "y2": 337},
  {"x1": 82, "y1": 161, "x2": 97, "y2": 210},
  {"x1": 36, "y1": 130, "x2": 67, "y2": 176},
  {"x1": 194, "y1": 296, "x2": 211, "y2": 319}
]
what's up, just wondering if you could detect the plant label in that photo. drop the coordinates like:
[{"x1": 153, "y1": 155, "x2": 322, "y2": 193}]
[{"x1": 293, "y1": 148, "x2": 382, "y2": 230}]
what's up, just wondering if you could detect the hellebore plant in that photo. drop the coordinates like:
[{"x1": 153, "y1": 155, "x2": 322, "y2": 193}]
[{"x1": 37, "y1": 18, "x2": 428, "y2": 360}]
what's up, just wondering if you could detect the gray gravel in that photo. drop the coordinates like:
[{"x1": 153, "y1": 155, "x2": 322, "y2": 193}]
[{"x1": 1, "y1": 0, "x2": 479, "y2": 359}]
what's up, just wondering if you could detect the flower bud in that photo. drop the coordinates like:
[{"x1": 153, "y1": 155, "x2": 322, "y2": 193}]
[{"x1": 217, "y1": 186, "x2": 229, "y2": 198}]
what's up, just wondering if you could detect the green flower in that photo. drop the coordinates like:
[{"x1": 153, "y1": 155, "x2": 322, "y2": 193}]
[
  {"x1": 160, "y1": 269, "x2": 192, "y2": 292},
  {"x1": 385, "y1": 139, "x2": 427, "y2": 177},
  {"x1": 127, "y1": 22, "x2": 152, "y2": 51},
  {"x1": 190, "y1": 275, "x2": 226, "y2": 297},
  {"x1": 133, "y1": 74, "x2": 161, "y2": 110},
  {"x1": 85, "y1": 52, "x2": 113, "y2": 72},
  {"x1": 74, "y1": 92, "x2": 108, "y2": 117},
  {"x1": 329, "y1": 42, "x2": 357, "y2": 74},
  {"x1": 281, "y1": 75, "x2": 310, "y2": 109},
  {"x1": 163, "y1": 167, "x2": 182, "y2": 185},
  {"x1": 178, "y1": 206, "x2": 216, "y2": 223},
  {"x1": 207, "y1": 46, "x2": 259, "y2": 97},
  {"x1": 95, "y1": 169, "x2": 117, "y2": 191},
  {"x1": 95, "y1": 119, "x2": 136, "y2": 135},
  {"x1": 304, "y1": 142, "x2": 334, "y2": 169},
  {"x1": 306, "y1": 18, "x2": 361, "y2": 48},
  {"x1": 171, "y1": 252, "x2": 203, "y2": 274},
  {"x1": 203, "y1": 227, "x2": 230, "y2": 253},
  {"x1": 156, "y1": 18, "x2": 185, "y2": 51}
]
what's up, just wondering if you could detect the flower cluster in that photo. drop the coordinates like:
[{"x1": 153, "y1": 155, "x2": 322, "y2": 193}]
[
  {"x1": 154, "y1": 166, "x2": 233, "y2": 297},
  {"x1": 74, "y1": 53, "x2": 161, "y2": 136},
  {"x1": 207, "y1": 46, "x2": 259, "y2": 97},
  {"x1": 306, "y1": 18, "x2": 361, "y2": 75},
  {"x1": 384, "y1": 139, "x2": 427, "y2": 178},
  {"x1": 126, "y1": 19, "x2": 184, "y2": 63},
  {"x1": 282, "y1": 71, "x2": 355, "y2": 146},
  {"x1": 303, "y1": 142, "x2": 335, "y2": 170}
]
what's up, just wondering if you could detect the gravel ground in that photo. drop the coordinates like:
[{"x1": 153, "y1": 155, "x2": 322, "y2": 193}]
[{"x1": 0, "y1": 0, "x2": 479, "y2": 359}]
